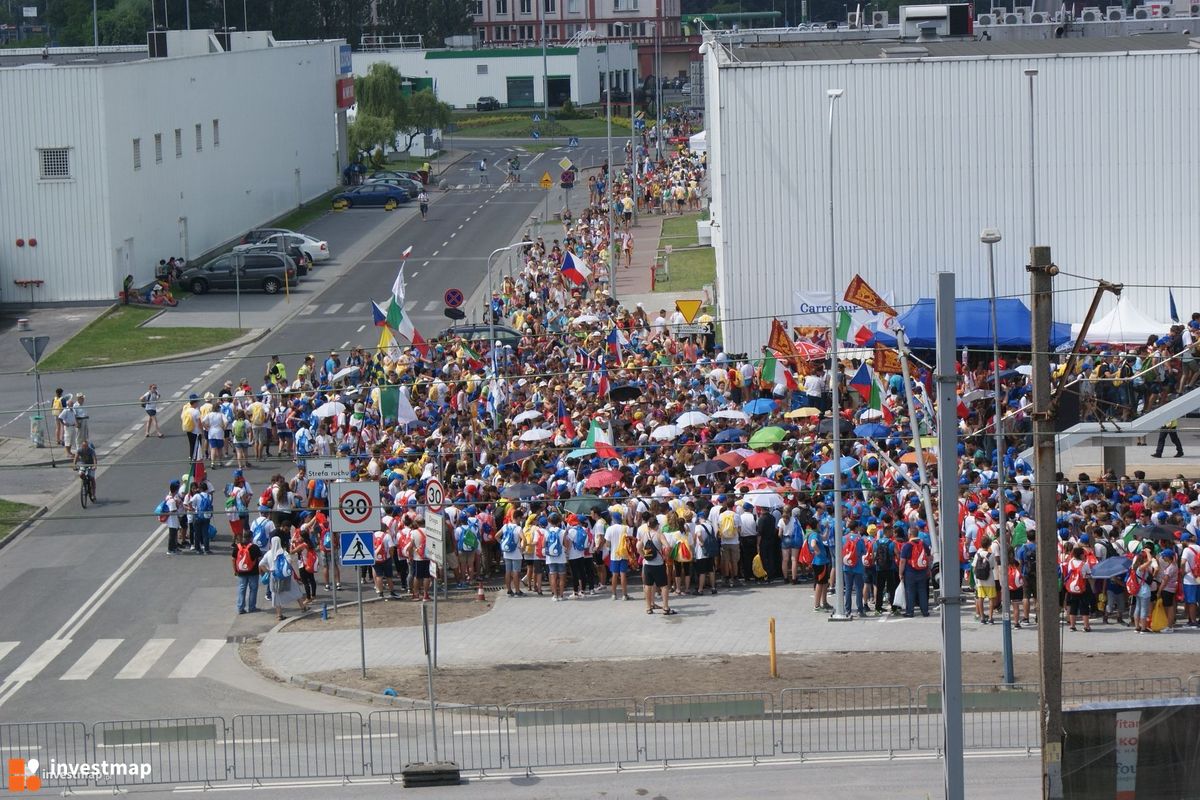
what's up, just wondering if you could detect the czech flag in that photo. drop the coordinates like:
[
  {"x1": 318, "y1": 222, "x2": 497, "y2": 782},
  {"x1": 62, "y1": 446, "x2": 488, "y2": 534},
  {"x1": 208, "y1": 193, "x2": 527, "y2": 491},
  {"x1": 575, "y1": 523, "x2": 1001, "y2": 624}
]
[
  {"x1": 560, "y1": 250, "x2": 591, "y2": 286},
  {"x1": 558, "y1": 398, "x2": 576, "y2": 439},
  {"x1": 371, "y1": 300, "x2": 388, "y2": 328},
  {"x1": 596, "y1": 359, "x2": 610, "y2": 397},
  {"x1": 848, "y1": 363, "x2": 873, "y2": 403},
  {"x1": 401, "y1": 245, "x2": 413, "y2": 260},
  {"x1": 605, "y1": 327, "x2": 625, "y2": 365}
]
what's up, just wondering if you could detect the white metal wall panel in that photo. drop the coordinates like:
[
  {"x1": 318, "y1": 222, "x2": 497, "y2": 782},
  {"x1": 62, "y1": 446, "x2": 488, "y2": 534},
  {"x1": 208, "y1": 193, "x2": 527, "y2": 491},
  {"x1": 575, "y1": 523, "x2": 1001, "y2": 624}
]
[
  {"x1": 0, "y1": 68, "x2": 110, "y2": 303},
  {"x1": 711, "y1": 51, "x2": 1200, "y2": 355}
]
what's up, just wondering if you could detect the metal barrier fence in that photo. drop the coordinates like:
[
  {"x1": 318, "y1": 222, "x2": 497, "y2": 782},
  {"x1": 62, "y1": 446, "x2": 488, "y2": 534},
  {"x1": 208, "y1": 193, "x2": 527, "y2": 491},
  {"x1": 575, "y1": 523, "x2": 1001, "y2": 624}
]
[
  {"x1": 92, "y1": 717, "x2": 226, "y2": 787},
  {"x1": 642, "y1": 692, "x2": 775, "y2": 763},
  {"x1": 5, "y1": 677, "x2": 1195, "y2": 785},
  {"x1": 913, "y1": 684, "x2": 1040, "y2": 753},
  {"x1": 779, "y1": 685, "x2": 913, "y2": 756},
  {"x1": 507, "y1": 698, "x2": 639, "y2": 770},
  {"x1": 0, "y1": 722, "x2": 89, "y2": 790},
  {"x1": 230, "y1": 712, "x2": 364, "y2": 780},
  {"x1": 368, "y1": 706, "x2": 504, "y2": 776}
]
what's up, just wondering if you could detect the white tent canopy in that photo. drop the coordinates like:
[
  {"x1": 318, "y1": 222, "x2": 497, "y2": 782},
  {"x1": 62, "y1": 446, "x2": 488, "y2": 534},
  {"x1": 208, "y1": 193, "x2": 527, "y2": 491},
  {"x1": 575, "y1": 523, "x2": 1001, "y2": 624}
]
[
  {"x1": 1070, "y1": 296, "x2": 1171, "y2": 344},
  {"x1": 688, "y1": 130, "x2": 707, "y2": 154}
]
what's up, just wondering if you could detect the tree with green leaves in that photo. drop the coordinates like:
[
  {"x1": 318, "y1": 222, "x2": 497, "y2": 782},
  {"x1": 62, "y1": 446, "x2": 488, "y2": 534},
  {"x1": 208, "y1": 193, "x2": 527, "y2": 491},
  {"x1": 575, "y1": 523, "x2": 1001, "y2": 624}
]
[
  {"x1": 396, "y1": 89, "x2": 452, "y2": 154},
  {"x1": 354, "y1": 62, "x2": 408, "y2": 149},
  {"x1": 347, "y1": 114, "x2": 396, "y2": 161}
]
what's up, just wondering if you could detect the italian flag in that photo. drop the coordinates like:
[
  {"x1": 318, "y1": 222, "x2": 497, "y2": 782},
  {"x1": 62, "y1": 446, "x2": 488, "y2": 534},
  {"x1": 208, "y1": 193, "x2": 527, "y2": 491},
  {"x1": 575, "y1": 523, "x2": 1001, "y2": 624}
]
[
  {"x1": 385, "y1": 298, "x2": 429, "y2": 358},
  {"x1": 761, "y1": 350, "x2": 798, "y2": 392},
  {"x1": 836, "y1": 309, "x2": 874, "y2": 346},
  {"x1": 461, "y1": 341, "x2": 484, "y2": 370},
  {"x1": 586, "y1": 420, "x2": 618, "y2": 459},
  {"x1": 868, "y1": 376, "x2": 894, "y2": 425}
]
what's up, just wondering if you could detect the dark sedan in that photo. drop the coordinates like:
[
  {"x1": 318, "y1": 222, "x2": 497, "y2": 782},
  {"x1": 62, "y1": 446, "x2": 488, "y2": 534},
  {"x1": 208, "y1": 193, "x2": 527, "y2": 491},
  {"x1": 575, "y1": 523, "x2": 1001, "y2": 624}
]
[{"x1": 331, "y1": 184, "x2": 410, "y2": 209}]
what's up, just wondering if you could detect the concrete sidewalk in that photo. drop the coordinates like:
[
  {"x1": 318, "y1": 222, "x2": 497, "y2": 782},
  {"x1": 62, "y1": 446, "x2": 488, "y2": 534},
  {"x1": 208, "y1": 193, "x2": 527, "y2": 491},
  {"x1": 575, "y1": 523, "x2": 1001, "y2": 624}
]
[{"x1": 258, "y1": 582, "x2": 1199, "y2": 678}]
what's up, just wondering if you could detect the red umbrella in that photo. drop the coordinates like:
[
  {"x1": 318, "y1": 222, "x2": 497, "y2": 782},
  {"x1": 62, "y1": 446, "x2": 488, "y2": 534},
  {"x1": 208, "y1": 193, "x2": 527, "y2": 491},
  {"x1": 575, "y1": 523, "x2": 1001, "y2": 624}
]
[
  {"x1": 736, "y1": 476, "x2": 780, "y2": 491},
  {"x1": 744, "y1": 452, "x2": 781, "y2": 470},
  {"x1": 584, "y1": 469, "x2": 623, "y2": 489},
  {"x1": 795, "y1": 340, "x2": 826, "y2": 360},
  {"x1": 716, "y1": 451, "x2": 746, "y2": 467}
]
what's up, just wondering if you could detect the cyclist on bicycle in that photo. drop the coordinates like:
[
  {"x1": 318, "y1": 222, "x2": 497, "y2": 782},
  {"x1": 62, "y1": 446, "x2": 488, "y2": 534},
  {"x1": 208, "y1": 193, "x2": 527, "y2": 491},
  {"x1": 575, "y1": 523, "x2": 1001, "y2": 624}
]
[{"x1": 76, "y1": 438, "x2": 97, "y2": 498}]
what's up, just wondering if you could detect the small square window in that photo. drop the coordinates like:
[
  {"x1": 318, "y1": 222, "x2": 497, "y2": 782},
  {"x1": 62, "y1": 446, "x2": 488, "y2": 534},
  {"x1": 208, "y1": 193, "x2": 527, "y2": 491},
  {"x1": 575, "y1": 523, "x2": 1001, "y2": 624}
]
[
  {"x1": 476, "y1": 64, "x2": 488, "y2": 75},
  {"x1": 133, "y1": 138, "x2": 142, "y2": 170},
  {"x1": 212, "y1": 119, "x2": 220, "y2": 148},
  {"x1": 154, "y1": 133, "x2": 163, "y2": 164},
  {"x1": 38, "y1": 147, "x2": 71, "y2": 180},
  {"x1": 194, "y1": 123, "x2": 203, "y2": 152},
  {"x1": 174, "y1": 128, "x2": 182, "y2": 158}
]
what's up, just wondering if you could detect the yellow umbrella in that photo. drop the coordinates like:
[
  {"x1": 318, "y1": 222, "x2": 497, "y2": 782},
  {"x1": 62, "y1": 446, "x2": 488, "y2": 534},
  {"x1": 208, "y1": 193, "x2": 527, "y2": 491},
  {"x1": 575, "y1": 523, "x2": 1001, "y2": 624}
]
[
  {"x1": 920, "y1": 437, "x2": 938, "y2": 449},
  {"x1": 785, "y1": 407, "x2": 821, "y2": 419}
]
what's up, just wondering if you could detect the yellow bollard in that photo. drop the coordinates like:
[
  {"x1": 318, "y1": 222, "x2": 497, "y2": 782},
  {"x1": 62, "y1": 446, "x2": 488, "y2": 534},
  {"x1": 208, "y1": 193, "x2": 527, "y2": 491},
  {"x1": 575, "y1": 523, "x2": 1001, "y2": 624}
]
[{"x1": 769, "y1": 617, "x2": 778, "y2": 679}]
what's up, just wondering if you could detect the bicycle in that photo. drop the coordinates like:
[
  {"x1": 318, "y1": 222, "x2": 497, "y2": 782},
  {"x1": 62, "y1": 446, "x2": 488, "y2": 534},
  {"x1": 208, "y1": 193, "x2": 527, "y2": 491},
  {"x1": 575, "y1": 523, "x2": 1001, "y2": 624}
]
[{"x1": 78, "y1": 466, "x2": 96, "y2": 508}]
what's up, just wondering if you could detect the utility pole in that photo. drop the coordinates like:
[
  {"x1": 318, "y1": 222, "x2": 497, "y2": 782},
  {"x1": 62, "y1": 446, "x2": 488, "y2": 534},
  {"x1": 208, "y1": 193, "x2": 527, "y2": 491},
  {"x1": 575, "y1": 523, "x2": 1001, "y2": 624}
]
[
  {"x1": 935, "y1": 271, "x2": 964, "y2": 800},
  {"x1": 1029, "y1": 244, "x2": 1063, "y2": 800}
]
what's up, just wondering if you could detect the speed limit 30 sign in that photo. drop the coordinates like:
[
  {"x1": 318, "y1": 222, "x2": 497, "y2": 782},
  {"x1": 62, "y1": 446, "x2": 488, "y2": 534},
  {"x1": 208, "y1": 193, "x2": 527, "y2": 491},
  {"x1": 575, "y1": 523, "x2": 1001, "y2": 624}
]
[
  {"x1": 330, "y1": 482, "x2": 376, "y2": 532},
  {"x1": 424, "y1": 478, "x2": 445, "y2": 513}
]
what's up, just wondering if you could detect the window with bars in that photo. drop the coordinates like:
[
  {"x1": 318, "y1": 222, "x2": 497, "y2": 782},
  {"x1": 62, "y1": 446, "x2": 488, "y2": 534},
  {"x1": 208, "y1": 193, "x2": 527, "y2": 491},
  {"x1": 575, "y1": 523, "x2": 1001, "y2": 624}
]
[
  {"x1": 154, "y1": 133, "x2": 163, "y2": 163},
  {"x1": 132, "y1": 138, "x2": 142, "y2": 170},
  {"x1": 174, "y1": 128, "x2": 182, "y2": 158},
  {"x1": 212, "y1": 119, "x2": 220, "y2": 148},
  {"x1": 194, "y1": 123, "x2": 203, "y2": 152},
  {"x1": 39, "y1": 147, "x2": 70, "y2": 180}
]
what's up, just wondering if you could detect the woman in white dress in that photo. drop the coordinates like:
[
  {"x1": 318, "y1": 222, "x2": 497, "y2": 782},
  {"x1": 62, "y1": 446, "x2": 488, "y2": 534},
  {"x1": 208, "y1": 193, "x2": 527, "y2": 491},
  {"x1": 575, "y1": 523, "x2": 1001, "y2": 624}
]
[{"x1": 259, "y1": 535, "x2": 307, "y2": 621}]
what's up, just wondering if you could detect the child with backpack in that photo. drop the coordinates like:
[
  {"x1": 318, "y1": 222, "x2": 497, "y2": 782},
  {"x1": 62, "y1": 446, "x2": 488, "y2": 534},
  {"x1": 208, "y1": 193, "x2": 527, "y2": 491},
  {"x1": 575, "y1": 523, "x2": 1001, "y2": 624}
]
[{"x1": 259, "y1": 534, "x2": 305, "y2": 621}]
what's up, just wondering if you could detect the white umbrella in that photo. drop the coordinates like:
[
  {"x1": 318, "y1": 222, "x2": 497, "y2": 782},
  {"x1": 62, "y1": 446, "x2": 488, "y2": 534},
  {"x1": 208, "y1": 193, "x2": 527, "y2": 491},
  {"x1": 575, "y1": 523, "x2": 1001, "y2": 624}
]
[
  {"x1": 712, "y1": 409, "x2": 750, "y2": 423},
  {"x1": 571, "y1": 314, "x2": 601, "y2": 326},
  {"x1": 744, "y1": 489, "x2": 784, "y2": 509},
  {"x1": 312, "y1": 401, "x2": 346, "y2": 419},
  {"x1": 1015, "y1": 365, "x2": 1033, "y2": 376},
  {"x1": 513, "y1": 409, "x2": 543, "y2": 425},
  {"x1": 859, "y1": 408, "x2": 884, "y2": 421},
  {"x1": 331, "y1": 365, "x2": 360, "y2": 383},
  {"x1": 519, "y1": 428, "x2": 553, "y2": 442},
  {"x1": 650, "y1": 424, "x2": 683, "y2": 441},
  {"x1": 962, "y1": 388, "x2": 993, "y2": 403},
  {"x1": 676, "y1": 411, "x2": 710, "y2": 428}
]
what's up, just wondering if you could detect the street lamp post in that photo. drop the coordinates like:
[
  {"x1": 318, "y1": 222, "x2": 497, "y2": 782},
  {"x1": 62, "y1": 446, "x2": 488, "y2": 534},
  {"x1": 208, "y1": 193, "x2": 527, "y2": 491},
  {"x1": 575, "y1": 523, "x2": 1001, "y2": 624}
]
[
  {"x1": 1024, "y1": 68, "x2": 1038, "y2": 248},
  {"x1": 982, "y1": 227, "x2": 1015, "y2": 685},
  {"x1": 540, "y1": 0, "x2": 549, "y2": 123},
  {"x1": 487, "y1": 242, "x2": 526, "y2": 360},
  {"x1": 605, "y1": 44, "x2": 616, "y2": 297},
  {"x1": 826, "y1": 87, "x2": 848, "y2": 621}
]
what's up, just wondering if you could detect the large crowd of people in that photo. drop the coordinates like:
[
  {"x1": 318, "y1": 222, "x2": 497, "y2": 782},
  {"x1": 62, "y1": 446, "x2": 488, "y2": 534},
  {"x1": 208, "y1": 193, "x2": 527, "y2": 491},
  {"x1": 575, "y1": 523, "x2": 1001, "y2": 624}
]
[{"x1": 148, "y1": 137, "x2": 1199, "y2": 634}]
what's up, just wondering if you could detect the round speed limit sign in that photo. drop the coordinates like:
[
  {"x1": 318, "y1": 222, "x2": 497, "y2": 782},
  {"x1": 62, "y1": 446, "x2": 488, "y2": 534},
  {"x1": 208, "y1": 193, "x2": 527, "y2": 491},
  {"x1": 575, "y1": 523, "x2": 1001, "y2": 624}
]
[
  {"x1": 331, "y1": 485, "x2": 374, "y2": 531},
  {"x1": 425, "y1": 478, "x2": 445, "y2": 512}
]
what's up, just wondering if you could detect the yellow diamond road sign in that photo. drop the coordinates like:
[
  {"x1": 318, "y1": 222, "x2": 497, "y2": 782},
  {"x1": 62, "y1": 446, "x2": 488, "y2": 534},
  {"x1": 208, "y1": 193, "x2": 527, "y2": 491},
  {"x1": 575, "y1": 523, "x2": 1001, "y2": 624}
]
[
  {"x1": 539, "y1": 171, "x2": 553, "y2": 190},
  {"x1": 558, "y1": 157, "x2": 574, "y2": 171},
  {"x1": 675, "y1": 299, "x2": 703, "y2": 324}
]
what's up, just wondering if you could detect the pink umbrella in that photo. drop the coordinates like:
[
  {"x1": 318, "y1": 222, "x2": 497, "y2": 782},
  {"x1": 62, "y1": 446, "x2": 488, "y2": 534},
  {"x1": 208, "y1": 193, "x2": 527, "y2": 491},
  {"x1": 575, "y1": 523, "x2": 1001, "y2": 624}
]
[
  {"x1": 584, "y1": 469, "x2": 623, "y2": 489},
  {"x1": 743, "y1": 452, "x2": 781, "y2": 470},
  {"x1": 716, "y1": 452, "x2": 746, "y2": 467},
  {"x1": 736, "y1": 476, "x2": 780, "y2": 491}
]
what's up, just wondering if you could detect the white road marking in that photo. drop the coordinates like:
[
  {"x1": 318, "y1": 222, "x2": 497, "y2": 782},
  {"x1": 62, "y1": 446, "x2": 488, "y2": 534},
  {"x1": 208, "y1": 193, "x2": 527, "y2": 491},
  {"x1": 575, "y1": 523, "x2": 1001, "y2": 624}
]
[
  {"x1": 348, "y1": 302, "x2": 366, "y2": 314},
  {"x1": 167, "y1": 639, "x2": 224, "y2": 679},
  {"x1": 424, "y1": 301, "x2": 440, "y2": 312},
  {"x1": 450, "y1": 232, "x2": 456, "y2": 238},
  {"x1": 441, "y1": 241, "x2": 449, "y2": 247},
  {"x1": 0, "y1": 642, "x2": 18, "y2": 663},
  {"x1": 356, "y1": 325, "x2": 365, "y2": 333},
  {"x1": 458, "y1": 224, "x2": 464, "y2": 229},
  {"x1": 432, "y1": 251, "x2": 440, "y2": 257},
  {"x1": 4, "y1": 639, "x2": 72, "y2": 682},
  {"x1": 340, "y1": 341, "x2": 350, "y2": 350},
  {"x1": 298, "y1": 305, "x2": 317, "y2": 316},
  {"x1": 61, "y1": 638, "x2": 123, "y2": 681},
  {"x1": 422, "y1": 261, "x2": 430, "y2": 267},
  {"x1": 323, "y1": 303, "x2": 343, "y2": 315},
  {"x1": 404, "y1": 301, "x2": 417, "y2": 311},
  {"x1": 54, "y1": 526, "x2": 167, "y2": 642},
  {"x1": 114, "y1": 638, "x2": 174, "y2": 680}
]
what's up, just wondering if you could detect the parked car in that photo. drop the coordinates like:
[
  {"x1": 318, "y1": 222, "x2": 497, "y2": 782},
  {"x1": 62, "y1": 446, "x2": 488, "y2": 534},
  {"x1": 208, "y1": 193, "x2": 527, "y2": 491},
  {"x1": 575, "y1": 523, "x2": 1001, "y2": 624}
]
[
  {"x1": 234, "y1": 232, "x2": 330, "y2": 263},
  {"x1": 370, "y1": 169, "x2": 424, "y2": 184},
  {"x1": 366, "y1": 176, "x2": 422, "y2": 199},
  {"x1": 179, "y1": 252, "x2": 295, "y2": 295},
  {"x1": 476, "y1": 96, "x2": 501, "y2": 111},
  {"x1": 235, "y1": 242, "x2": 311, "y2": 277},
  {"x1": 436, "y1": 323, "x2": 523, "y2": 352},
  {"x1": 331, "y1": 184, "x2": 410, "y2": 209},
  {"x1": 238, "y1": 227, "x2": 295, "y2": 245},
  {"x1": 680, "y1": 82, "x2": 692, "y2": 95}
]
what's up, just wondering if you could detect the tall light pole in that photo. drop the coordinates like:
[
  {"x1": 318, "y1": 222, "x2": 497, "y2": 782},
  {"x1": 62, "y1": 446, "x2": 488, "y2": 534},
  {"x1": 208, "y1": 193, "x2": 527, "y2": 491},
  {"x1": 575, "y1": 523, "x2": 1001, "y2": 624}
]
[
  {"x1": 487, "y1": 242, "x2": 526, "y2": 376},
  {"x1": 92, "y1": 0, "x2": 99, "y2": 49},
  {"x1": 1024, "y1": 68, "x2": 1038, "y2": 249},
  {"x1": 825, "y1": 87, "x2": 849, "y2": 621},
  {"x1": 540, "y1": 0, "x2": 549, "y2": 122},
  {"x1": 605, "y1": 43, "x2": 616, "y2": 297},
  {"x1": 625, "y1": 28, "x2": 639, "y2": 226},
  {"x1": 653, "y1": 21, "x2": 663, "y2": 162},
  {"x1": 983, "y1": 227, "x2": 1014, "y2": 686}
]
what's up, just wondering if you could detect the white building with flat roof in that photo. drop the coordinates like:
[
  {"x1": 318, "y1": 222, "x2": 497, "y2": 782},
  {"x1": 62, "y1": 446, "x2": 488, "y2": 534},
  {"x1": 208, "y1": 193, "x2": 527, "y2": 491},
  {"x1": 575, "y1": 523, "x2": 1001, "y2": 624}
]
[
  {"x1": 703, "y1": 31, "x2": 1200, "y2": 355},
  {"x1": 0, "y1": 32, "x2": 343, "y2": 305}
]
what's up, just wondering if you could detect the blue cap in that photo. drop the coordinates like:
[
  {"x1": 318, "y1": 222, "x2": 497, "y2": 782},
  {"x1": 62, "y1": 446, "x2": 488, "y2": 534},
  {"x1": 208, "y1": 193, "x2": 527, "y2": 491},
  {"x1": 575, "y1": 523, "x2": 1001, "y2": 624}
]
[
  {"x1": 1080, "y1": 533, "x2": 1090, "y2": 543},
  {"x1": 188, "y1": 393, "x2": 199, "y2": 400},
  {"x1": 258, "y1": 504, "x2": 271, "y2": 512},
  {"x1": 233, "y1": 469, "x2": 244, "y2": 477}
]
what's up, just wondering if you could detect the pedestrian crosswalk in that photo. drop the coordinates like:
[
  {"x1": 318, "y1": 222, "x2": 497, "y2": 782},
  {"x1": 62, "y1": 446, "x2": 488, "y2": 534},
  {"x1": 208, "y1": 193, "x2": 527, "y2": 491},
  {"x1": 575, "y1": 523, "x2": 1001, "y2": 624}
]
[
  {"x1": 0, "y1": 637, "x2": 227, "y2": 684},
  {"x1": 298, "y1": 299, "x2": 432, "y2": 318}
]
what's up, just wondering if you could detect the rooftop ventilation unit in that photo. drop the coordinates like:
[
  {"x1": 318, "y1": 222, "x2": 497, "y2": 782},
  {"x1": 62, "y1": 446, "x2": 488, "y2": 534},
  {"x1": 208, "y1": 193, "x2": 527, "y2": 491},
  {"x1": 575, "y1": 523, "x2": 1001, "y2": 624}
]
[
  {"x1": 872, "y1": 9, "x2": 889, "y2": 26},
  {"x1": 1106, "y1": 7, "x2": 1125, "y2": 19},
  {"x1": 977, "y1": 12, "x2": 999, "y2": 24},
  {"x1": 1004, "y1": 12, "x2": 1021, "y2": 23},
  {"x1": 1080, "y1": 6, "x2": 1102, "y2": 20},
  {"x1": 1133, "y1": 6, "x2": 1151, "y2": 17},
  {"x1": 1014, "y1": 5, "x2": 1033, "y2": 20},
  {"x1": 1029, "y1": 11, "x2": 1051, "y2": 22}
]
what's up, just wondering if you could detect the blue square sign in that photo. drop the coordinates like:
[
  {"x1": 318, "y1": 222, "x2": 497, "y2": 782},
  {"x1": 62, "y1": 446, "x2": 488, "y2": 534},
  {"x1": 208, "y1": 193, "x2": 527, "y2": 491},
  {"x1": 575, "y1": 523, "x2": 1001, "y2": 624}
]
[{"x1": 340, "y1": 532, "x2": 374, "y2": 565}]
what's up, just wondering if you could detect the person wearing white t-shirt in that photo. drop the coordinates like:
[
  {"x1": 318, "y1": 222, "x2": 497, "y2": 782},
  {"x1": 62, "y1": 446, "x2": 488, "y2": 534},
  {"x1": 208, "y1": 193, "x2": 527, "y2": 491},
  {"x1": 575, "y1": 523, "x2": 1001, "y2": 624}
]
[
  {"x1": 1182, "y1": 532, "x2": 1200, "y2": 628},
  {"x1": 205, "y1": 409, "x2": 226, "y2": 468}
]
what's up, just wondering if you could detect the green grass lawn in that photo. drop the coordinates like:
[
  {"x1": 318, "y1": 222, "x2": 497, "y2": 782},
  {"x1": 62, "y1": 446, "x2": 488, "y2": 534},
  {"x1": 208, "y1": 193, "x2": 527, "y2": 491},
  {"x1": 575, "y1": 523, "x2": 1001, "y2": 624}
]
[
  {"x1": 0, "y1": 499, "x2": 38, "y2": 545},
  {"x1": 658, "y1": 247, "x2": 715, "y2": 293},
  {"x1": 38, "y1": 306, "x2": 244, "y2": 372},
  {"x1": 660, "y1": 212, "x2": 703, "y2": 247}
]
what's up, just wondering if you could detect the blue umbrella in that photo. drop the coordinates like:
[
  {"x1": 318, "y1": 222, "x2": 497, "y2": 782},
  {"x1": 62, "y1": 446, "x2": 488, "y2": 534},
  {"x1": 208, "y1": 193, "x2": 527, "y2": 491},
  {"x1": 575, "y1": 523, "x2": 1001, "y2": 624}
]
[
  {"x1": 1090, "y1": 555, "x2": 1133, "y2": 580},
  {"x1": 566, "y1": 448, "x2": 596, "y2": 460},
  {"x1": 743, "y1": 398, "x2": 778, "y2": 415},
  {"x1": 854, "y1": 423, "x2": 891, "y2": 439},
  {"x1": 816, "y1": 456, "x2": 860, "y2": 476},
  {"x1": 713, "y1": 428, "x2": 746, "y2": 444}
]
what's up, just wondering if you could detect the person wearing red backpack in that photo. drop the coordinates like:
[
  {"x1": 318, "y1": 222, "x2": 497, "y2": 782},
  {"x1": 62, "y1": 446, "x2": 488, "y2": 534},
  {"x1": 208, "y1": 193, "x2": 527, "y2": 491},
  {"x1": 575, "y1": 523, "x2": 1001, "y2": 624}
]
[
  {"x1": 899, "y1": 527, "x2": 931, "y2": 617},
  {"x1": 1004, "y1": 544, "x2": 1025, "y2": 629},
  {"x1": 840, "y1": 522, "x2": 867, "y2": 618},
  {"x1": 1182, "y1": 532, "x2": 1200, "y2": 628},
  {"x1": 1062, "y1": 545, "x2": 1094, "y2": 632},
  {"x1": 232, "y1": 533, "x2": 262, "y2": 614}
]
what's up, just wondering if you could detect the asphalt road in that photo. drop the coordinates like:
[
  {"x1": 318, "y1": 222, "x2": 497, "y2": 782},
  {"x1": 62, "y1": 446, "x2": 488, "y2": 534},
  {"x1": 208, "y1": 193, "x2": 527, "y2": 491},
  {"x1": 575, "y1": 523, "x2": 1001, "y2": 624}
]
[{"x1": 0, "y1": 137, "x2": 613, "y2": 722}]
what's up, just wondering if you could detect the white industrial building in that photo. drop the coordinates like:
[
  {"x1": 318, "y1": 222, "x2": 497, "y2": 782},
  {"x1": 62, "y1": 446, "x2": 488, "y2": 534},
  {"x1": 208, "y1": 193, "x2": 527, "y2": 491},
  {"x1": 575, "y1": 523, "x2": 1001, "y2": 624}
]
[
  {"x1": 352, "y1": 42, "x2": 637, "y2": 109},
  {"x1": 702, "y1": 30, "x2": 1200, "y2": 355},
  {"x1": 0, "y1": 31, "x2": 343, "y2": 305}
]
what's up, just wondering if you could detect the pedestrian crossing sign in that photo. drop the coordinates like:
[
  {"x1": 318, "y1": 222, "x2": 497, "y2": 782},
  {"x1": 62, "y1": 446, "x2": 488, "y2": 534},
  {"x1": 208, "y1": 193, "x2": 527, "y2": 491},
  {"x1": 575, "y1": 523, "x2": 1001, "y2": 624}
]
[
  {"x1": 567, "y1": 136, "x2": 579, "y2": 148},
  {"x1": 340, "y1": 532, "x2": 374, "y2": 566}
]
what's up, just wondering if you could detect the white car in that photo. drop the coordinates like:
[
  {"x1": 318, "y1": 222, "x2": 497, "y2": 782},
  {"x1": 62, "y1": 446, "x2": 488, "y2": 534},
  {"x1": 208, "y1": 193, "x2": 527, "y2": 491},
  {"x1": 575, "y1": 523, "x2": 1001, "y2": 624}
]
[{"x1": 234, "y1": 232, "x2": 330, "y2": 262}]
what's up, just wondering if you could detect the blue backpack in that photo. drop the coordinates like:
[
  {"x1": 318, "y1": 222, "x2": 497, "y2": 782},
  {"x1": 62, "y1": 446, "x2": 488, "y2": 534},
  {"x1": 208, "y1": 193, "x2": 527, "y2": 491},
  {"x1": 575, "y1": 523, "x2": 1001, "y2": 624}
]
[
  {"x1": 499, "y1": 524, "x2": 518, "y2": 553},
  {"x1": 545, "y1": 527, "x2": 563, "y2": 558},
  {"x1": 251, "y1": 518, "x2": 271, "y2": 550},
  {"x1": 272, "y1": 553, "x2": 293, "y2": 580},
  {"x1": 155, "y1": 500, "x2": 170, "y2": 523},
  {"x1": 570, "y1": 525, "x2": 588, "y2": 553},
  {"x1": 196, "y1": 492, "x2": 213, "y2": 521}
]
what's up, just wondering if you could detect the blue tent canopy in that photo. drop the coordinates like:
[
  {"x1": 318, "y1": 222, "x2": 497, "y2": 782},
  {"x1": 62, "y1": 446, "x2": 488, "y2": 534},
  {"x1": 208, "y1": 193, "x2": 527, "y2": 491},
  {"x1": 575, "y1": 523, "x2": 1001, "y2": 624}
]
[{"x1": 869, "y1": 298, "x2": 1072, "y2": 349}]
